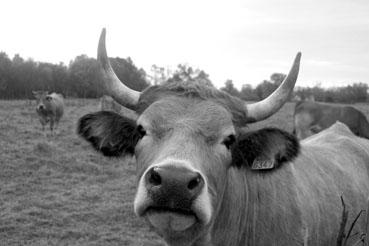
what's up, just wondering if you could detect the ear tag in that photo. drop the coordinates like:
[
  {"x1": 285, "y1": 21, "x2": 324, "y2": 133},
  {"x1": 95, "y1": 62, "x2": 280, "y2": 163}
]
[{"x1": 251, "y1": 157, "x2": 275, "y2": 170}]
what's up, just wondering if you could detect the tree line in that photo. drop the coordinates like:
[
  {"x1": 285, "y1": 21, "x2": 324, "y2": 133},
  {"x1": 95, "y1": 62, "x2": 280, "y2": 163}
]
[
  {"x1": 0, "y1": 51, "x2": 367, "y2": 103},
  {"x1": 164, "y1": 67, "x2": 368, "y2": 103},
  {"x1": 0, "y1": 52, "x2": 149, "y2": 99},
  {"x1": 219, "y1": 74, "x2": 368, "y2": 103}
]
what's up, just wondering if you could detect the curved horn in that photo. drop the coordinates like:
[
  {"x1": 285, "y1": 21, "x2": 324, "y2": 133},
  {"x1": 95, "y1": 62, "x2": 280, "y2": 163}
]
[
  {"x1": 245, "y1": 52, "x2": 301, "y2": 123},
  {"x1": 98, "y1": 28, "x2": 140, "y2": 109}
]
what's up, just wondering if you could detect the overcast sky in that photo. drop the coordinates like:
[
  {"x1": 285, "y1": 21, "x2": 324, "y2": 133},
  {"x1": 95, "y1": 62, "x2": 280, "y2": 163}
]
[{"x1": 0, "y1": 0, "x2": 368, "y2": 89}]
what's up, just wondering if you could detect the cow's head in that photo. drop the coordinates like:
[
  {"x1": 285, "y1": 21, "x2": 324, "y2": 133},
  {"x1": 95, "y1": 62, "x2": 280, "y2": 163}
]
[
  {"x1": 78, "y1": 29, "x2": 301, "y2": 245},
  {"x1": 32, "y1": 91, "x2": 53, "y2": 113}
]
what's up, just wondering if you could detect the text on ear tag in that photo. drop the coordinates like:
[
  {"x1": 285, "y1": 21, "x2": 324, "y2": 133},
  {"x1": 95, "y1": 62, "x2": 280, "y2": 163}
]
[{"x1": 251, "y1": 157, "x2": 275, "y2": 170}]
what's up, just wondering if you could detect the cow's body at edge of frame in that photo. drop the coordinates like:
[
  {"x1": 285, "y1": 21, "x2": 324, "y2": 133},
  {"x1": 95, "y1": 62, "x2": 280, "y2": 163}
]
[
  {"x1": 293, "y1": 100, "x2": 369, "y2": 140},
  {"x1": 77, "y1": 29, "x2": 369, "y2": 246},
  {"x1": 212, "y1": 122, "x2": 369, "y2": 245}
]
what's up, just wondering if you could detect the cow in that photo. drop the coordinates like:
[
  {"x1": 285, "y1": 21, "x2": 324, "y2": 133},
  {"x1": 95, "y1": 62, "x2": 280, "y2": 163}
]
[
  {"x1": 32, "y1": 91, "x2": 64, "y2": 133},
  {"x1": 77, "y1": 29, "x2": 369, "y2": 246},
  {"x1": 293, "y1": 100, "x2": 369, "y2": 139}
]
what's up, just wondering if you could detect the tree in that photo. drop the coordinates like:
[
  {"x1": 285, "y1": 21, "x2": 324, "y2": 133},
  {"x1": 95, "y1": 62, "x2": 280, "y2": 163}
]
[
  {"x1": 270, "y1": 73, "x2": 286, "y2": 85},
  {"x1": 240, "y1": 84, "x2": 259, "y2": 101},
  {"x1": 52, "y1": 63, "x2": 68, "y2": 96},
  {"x1": 0, "y1": 52, "x2": 12, "y2": 98},
  {"x1": 150, "y1": 64, "x2": 167, "y2": 85},
  {"x1": 255, "y1": 80, "x2": 278, "y2": 100},
  {"x1": 68, "y1": 55, "x2": 101, "y2": 98},
  {"x1": 220, "y1": 80, "x2": 239, "y2": 97},
  {"x1": 11, "y1": 56, "x2": 38, "y2": 98},
  {"x1": 0, "y1": 50, "x2": 367, "y2": 103},
  {"x1": 166, "y1": 64, "x2": 213, "y2": 87},
  {"x1": 110, "y1": 57, "x2": 149, "y2": 92}
]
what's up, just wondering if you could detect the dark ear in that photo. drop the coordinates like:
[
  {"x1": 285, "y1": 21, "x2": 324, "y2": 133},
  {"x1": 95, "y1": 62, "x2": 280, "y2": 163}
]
[
  {"x1": 231, "y1": 128, "x2": 300, "y2": 170},
  {"x1": 77, "y1": 111, "x2": 139, "y2": 157}
]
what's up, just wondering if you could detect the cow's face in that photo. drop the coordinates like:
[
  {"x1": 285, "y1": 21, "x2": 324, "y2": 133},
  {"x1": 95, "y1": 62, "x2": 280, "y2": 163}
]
[
  {"x1": 78, "y1": 95, "x2": 300, "y2": 245},
  {"x1": 32, "y1": 91, "x2": 52, "y2": 113},
  {"x1": 134, "y1": 97, "x2": 235, "y2": 239},
  {"x1": 79, "y1": 97, "x2": 234, "y2": 243}
]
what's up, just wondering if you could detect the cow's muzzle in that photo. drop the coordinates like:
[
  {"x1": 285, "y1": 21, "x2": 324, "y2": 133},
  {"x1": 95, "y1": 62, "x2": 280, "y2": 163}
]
[
  {"x1": 146, "y1": 166, "x2": 204, "y2": 206},
  {"x1": 134, "y1": 162, "x2": 212, "y2": 234},
  {"x1": 37, "y1": 105, "x2": 45, "y2": 111}
]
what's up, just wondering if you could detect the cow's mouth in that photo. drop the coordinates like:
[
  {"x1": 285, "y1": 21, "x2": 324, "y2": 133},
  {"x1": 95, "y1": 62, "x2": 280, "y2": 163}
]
[{"x1": 145, "y1": 206, "x2": 198, "y2": 232}]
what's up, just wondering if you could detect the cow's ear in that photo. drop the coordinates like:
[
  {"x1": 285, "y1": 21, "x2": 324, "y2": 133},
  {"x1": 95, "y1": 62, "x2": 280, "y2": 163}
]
[
  {"x1": 231, "y1": 128, "x2": 300, "y2": 170},
  {"x1": 32, "y1": 91, "x2": 40, "y2": 98},
  {"x1": 77, "y1": 111, "x2": 139, "y2": 157}
]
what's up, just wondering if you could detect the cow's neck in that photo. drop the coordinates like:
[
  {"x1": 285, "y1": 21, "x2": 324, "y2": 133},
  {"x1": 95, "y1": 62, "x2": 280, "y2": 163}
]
[{"x1": 211, "y1": 166, "x2": 303, "y2": 246}]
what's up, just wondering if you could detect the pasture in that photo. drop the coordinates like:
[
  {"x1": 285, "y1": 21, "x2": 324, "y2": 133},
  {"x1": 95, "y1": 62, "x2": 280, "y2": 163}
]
[{"x1": 1, "y1": 99, "x2": 369, "y2": 245}]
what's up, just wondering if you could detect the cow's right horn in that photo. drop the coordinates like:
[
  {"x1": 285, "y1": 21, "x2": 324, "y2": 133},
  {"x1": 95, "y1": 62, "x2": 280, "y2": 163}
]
[{"x1": 98, "y1": 28, "x2": 140, "y2": 110}]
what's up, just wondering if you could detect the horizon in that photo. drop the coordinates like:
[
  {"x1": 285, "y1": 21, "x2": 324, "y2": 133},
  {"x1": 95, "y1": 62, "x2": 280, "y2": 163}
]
[
  {"x1": 1, "y1": 50, "x2": 366, "y2": 90},
  {"x1": 0, "y1": 0, "x2": 368, "y2": 89}
]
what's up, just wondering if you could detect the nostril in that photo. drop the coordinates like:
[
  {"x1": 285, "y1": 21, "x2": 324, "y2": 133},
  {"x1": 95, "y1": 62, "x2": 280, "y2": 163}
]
[
  {"x1": 187, "y1": 174, "x2": 203, "y2": 190},
  {"x1": 148, "y1": 167, "x2": 161, "y2": 186}
]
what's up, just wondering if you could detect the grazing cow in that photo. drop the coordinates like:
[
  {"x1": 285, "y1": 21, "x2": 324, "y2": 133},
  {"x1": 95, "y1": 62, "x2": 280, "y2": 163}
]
[
  {"x1": 32, "y1": 91, "x2": 64, "y2": 133},
  {"x1": 77, "y1": 29, "x2": 369, "y2": 246},
  {"x1": 293, "y1": 100, "x2": 369, "y2": 139}
]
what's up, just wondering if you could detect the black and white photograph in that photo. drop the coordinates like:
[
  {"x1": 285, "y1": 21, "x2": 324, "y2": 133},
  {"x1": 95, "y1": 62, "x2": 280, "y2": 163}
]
[{"x1": 1, "y1": 0, "x2": 369, "y2": 245}]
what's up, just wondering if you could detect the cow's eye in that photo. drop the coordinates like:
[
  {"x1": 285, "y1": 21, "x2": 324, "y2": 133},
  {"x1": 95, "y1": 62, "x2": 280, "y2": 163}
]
[
  {"x1": 137, "y1": 125, "x2": 147, "y2": 138},
  {"x1": 222, "y1": 134, "x2": 236, "y2": 149},
  {"x1": 46, "y1": 96, "x2": 52, "y2": 101}
]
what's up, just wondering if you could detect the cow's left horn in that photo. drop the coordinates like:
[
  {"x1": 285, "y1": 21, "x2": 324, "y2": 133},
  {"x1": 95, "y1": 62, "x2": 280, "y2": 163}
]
[
  {"x1": 98, "y1": 28, "x2": 141, "y2": 110},
  {"x1": 245, "y1": 52, "x2": 301, "y2": 123}
]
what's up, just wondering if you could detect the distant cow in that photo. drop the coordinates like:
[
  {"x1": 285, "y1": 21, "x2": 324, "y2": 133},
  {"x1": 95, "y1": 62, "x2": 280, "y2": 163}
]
[
  {"x1": 293, "y1": 100, "x2": 369, "y2": 139},
  {"x1": 32, "y1": 91, "x2": 64, "y2": 133},
  {"x1": 77, "y1": 29, "x2": 369, "y2": 245}
]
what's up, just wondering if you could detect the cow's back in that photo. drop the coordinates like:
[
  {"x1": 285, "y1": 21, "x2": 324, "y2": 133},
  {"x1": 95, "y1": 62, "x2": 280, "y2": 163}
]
[
  {"x1": 214, "y1": 122, "x2": 369, "y2": 246},
  {"x1": 295, "y1": 122, "x2": 369, "y2": 245}
]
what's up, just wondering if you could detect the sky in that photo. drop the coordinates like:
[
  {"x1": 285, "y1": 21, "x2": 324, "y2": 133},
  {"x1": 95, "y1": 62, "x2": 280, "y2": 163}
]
[{"x1": 0, "y1": 0, "x2": 368, "y2": 89}]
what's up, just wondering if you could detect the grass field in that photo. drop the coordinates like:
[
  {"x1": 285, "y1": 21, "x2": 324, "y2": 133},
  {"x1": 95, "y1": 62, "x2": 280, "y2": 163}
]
[{"x1": 1, "y1": 99, "x2": 369, "y2": 245}]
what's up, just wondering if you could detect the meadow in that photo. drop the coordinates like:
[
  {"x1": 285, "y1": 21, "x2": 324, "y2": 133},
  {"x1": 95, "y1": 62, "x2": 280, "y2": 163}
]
[{"x1": 1, "y1": 99, "x2": 369, "y2": 245}]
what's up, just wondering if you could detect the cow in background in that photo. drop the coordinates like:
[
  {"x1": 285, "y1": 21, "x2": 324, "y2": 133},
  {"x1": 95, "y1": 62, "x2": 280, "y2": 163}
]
[
  {"x1": 293, "y1": 100, "x2": 369, "y2": 139},
  {"x1": 32, "y1": 91, "x2": 64, "y2": 133}
]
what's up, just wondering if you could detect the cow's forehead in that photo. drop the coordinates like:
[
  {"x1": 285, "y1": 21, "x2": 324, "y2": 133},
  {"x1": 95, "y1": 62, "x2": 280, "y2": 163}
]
[
  {"x1": 138, "y1": 97, "x2": 234, "y2": 136},
  {"x1": 37, "y1": 93, "x2": 49, "y2": 99}
]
